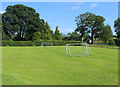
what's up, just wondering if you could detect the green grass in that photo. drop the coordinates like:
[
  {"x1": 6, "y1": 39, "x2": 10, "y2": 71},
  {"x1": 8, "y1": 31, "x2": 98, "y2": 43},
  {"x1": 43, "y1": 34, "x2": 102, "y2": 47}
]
[{"x1": 2, "y1": 46, "x2": 118, "y2": 85}]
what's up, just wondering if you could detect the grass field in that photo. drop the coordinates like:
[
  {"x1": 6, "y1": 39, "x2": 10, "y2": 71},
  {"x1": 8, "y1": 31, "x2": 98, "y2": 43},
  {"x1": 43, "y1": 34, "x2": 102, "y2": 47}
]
[{"x1": 2, "y1": 46, "x2": 118, "y2": 85}]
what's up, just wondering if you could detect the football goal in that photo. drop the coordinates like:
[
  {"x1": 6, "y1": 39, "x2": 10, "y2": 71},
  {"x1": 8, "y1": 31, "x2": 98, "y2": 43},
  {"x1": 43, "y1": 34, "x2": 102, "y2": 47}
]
[
  {"x1": 41, "y1": 42, "x2": 53, "y2": 48},
  {"x1": 66, "y1": 43, "x2": 92, "y2": 56}
]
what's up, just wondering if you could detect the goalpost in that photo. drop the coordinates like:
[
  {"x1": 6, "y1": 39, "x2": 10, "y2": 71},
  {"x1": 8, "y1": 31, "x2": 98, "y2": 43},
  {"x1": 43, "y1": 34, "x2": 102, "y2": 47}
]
[
  {"x1": 66, "y1": 43, "x2": 92, "y2": 56},
  {"x1": 41, "y1": 42, "x2": 53, "y2": 48}
]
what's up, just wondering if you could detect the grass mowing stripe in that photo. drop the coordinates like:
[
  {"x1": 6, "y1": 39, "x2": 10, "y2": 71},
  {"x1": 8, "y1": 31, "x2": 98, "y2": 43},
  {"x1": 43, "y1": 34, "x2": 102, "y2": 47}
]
[{"x1": 2, "y1": 46, "x2": 118, "y2": 85}]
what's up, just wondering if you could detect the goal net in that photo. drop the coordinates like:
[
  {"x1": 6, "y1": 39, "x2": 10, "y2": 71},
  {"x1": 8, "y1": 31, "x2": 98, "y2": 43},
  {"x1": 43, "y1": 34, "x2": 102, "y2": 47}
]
[
  {"x1": 66, "y1": 43, "x2": 92, "y2": 56},
  {"x1": 41, "y1": 42, "x2": 53, "y2": 48}
]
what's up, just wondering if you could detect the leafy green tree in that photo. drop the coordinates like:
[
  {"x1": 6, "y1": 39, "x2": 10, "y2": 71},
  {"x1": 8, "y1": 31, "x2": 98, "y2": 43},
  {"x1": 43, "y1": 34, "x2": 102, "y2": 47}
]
[
  {"x1": 100, "y1": 24, "x2": 113, "y2": 44},
  {"x1": 67, "y1": 32, "x2": 80, "y2": 41},
  {"x1": 75, "y1": 12, "x2": 105, "y2": 43},
  {"x1": 2, "y1": 4, "x2": 41, "y2": 41},
  {"x1": 32, "y1": 32, "x2": 42, "y2": 41},
  {"x1": 0, "y1": 14, "x2": 2, "y2": 40},
  {"x1": 114, "y1": 18, "x2": 120, "y2": 38},
  {"x1": 44, "y1": 22, "x2": 53, "y2": 40},
  {"x1": 54, "y1": 26, "x2": 62, "y2": 40},
  {"x1": 0, "y1": 14, "x2": 9, "y2": 40}
]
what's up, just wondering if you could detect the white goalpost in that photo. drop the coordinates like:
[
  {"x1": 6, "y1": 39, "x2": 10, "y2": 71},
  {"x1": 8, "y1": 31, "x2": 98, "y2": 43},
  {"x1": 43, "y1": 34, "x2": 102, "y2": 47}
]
[
  {"x1": 41, "y1": 42, "x2": 53, "y2": 48},
  {"x1": 66, "y1": 43, "x2": 92, "y2": 56}
]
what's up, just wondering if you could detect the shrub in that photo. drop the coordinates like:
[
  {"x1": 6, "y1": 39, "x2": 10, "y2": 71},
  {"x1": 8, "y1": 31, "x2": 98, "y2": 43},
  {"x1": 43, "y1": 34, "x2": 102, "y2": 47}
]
[
  {"x1": 108, "y1": 39, "x2": 115, "y2": 46},
  {"x1": 1, "y1": 40, "x2": 9, "y2": 46},
  {"x1": 13, "y1": 41, "x2": 33, "y2": 46},
  {"x1": 8, "y1": 39, "x2": 14, "y2": 46}
]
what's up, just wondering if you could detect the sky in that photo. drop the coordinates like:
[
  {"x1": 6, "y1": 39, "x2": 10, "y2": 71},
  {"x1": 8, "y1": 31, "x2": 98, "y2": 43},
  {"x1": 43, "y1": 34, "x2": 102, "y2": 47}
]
[{"x1": 1, "y1": 2, "x2": 118, "y2": 35}]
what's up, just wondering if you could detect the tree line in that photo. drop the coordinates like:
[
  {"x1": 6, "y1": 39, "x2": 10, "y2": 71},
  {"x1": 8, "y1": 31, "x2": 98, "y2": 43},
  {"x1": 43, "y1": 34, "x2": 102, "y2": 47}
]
[
  {"x1": 63, "y1": 12, "x2": 120, "y2": 44},
  {"x1": 1, "y1": 4, "x2": 120, "y2": 44},
  {"x1": 1, "y1": 4, "x2": 62, "y2": 41}
]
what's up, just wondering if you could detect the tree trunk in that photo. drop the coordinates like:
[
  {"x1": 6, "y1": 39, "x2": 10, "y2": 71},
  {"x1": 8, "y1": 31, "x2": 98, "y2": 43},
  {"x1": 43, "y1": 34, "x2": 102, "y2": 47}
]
[
  {"x1": 91, "y1": 28, "x2": 94, "y2": 44},
  {"x1": 22, "y1": 30, "x2": 24, "y2": 41},
  {"x1": 19, "y1": 28, "x2": 22, "y2": 41}
]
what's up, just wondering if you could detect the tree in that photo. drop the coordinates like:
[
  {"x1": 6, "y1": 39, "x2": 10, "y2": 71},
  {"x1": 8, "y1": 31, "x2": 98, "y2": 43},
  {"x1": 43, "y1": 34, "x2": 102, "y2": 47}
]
[
  {"x1": 32, "y1": 32, "x2": 42, "y2": 41},
  {"x1": 32, "y1": 20, "x2": 53, "y2": 41},
  {"x1": 2, "y1": 4, "x2": 41, "y2": 41},
  {"x1": 100, "y1": 24, "x2": 113, "y2": 44},
  {"x1": 67, "y1": 32, "x2": 80, "y2": 41},
  {"x1": 44, "y1": 22, "x2": 53, "y2": 40},
  {"x1": 0, "y1": 14, "x2": 9, "y2": 40},
  {"x1": 0, "y1": 14, "x2": 2, "y2": 41},
  {"x1": 75, "y1": 12, "x2": 105, "y2": 43},
  {"x1": 54, "y1": 26, "x2": 62, "y2": 40},
  {"x1": 114, "y1": 18, "x2": 120, "y2": 38}
]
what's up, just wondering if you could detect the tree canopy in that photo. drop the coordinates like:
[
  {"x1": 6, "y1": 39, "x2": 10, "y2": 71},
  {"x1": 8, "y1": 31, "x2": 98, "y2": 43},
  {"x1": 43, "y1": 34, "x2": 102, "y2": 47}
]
[
  {"x1": 2, "y1": 4, "x2": 41, "y2": 40},
  {"x1": 2, "y1": 4, "x2": 61, "y2": 41},
  {"x1": 75, "y1": 12, "x2": 105, "y2": 43},
  {"x1": 100, "y1": 24, "x2": 113, "y2": 43},
  {"x1": 54, "y1": 26, "x2": 62, "y2": 40},
  {"x1": 1, "y1": 4, "x2": 116, "y2": 45},
  {"x1": 114, "y1": 18, "x2": 120, "y2": 38}
]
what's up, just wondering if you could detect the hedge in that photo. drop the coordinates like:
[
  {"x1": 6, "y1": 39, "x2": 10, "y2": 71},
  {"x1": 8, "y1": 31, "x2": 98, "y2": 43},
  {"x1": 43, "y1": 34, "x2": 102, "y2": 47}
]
[
  {"x1": 88, "y1": 44, "x2": 118, "y2": 49},
  {"x1": 1, "y1": 40, "x2": 119, "y2": 47},
  {"x1": 1, "y1": 40, "x2": 33, "y2": 46},
  {"x1": 1, "y1": 40, "x2": 82, "y2": 46}
]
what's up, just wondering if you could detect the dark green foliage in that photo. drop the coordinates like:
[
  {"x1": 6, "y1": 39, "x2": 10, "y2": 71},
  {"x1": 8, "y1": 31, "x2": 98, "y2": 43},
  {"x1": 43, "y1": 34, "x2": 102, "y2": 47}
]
[
  {"x1": 53, "y1": 40, "x2": 66, "y2": 46},
  {"x1": 32, "y1": 32, "x2": 42, "y2": 41},
  {"x1": 114, "y1": 18, "x2": 120, "y2": 38},
  {"x1": 2, "y1": 32, "x2": 10, "y2": 40},
  {"x1": 1, "y1": 40, "x2": 82, "y2": 46},
  {"x1": 1, "y1": 40, "x2": 8, "y2": 46},
  {"x1": 67, "y1": 32, "x2": 81, "y2": 41},
  {"x1": 75, "y1": 12, "x2": 105, "y2": 43},
  {"x1": 108, "y1": 39, "x2": 115, "y2": 46},
  {"x1": 2, "y1": 4, "x2": 41, "y2": 40},
  {"x1": 54, "y1": 26, "x2": 62, "y2": 40},
  {"x1": 13, "y1": 41, "x2": 33, "y2": 46},
  {"x1": 2, "y1": 40, "x2": 33, "y2": 46},
  {"x1": 1, "y1": 4, "x2": 119, "y2": 47},
  {"x1": 100, "y1": 24, "x2": 113, "y2": 43},
  {"x1": 114, "y1": 38, "x2": 120, "y2": 46},
  {"x1": 0, "y1": 14, "x2": 2, "y2": 42},
  {"x1": 8, "y1": 39, "x2": 14, "y2": 46},
  {"x1": 2, "y1": 4, "x2": 54, "y2": 41}
]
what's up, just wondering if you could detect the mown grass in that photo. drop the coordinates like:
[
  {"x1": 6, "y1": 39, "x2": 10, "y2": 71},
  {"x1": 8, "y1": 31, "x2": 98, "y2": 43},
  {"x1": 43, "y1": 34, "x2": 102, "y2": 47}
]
[{"x1": 2, "y1": 46, "x2": 118, "y2": 85}]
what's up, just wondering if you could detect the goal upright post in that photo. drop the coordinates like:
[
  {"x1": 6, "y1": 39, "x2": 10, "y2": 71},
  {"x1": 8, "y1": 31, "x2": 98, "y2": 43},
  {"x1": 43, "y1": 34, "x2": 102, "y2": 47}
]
[{"x1": 66, "y1": 43, "x2": 92, "y2": 56}]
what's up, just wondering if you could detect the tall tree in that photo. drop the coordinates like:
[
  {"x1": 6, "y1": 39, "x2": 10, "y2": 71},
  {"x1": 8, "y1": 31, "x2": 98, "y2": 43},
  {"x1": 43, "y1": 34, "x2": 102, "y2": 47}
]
[
  {"x1": 75, "y1": 12, "x2": 105, "y2": 43},
  {"x1": 100, "y1": 24, "x2": 113, "y2": 43},
  {"x1": 114, "y1": 18, "x2": 120, "y2": 38},
  {"x1": 54, "y1": 26, "x2": 62, "y2": 40},
  {"x1": 2, "y1": 4, "x2": 41, "y2": 41},
  {"x1": 32, "y1": 31, "x2": 42, "y2": 41},
  {"x1": 0, "y1": 14, "x2": 1, "y2": 30}
]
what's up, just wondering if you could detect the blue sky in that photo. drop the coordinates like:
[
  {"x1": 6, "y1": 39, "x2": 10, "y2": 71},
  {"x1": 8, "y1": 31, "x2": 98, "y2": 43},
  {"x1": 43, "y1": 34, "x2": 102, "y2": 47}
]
[{"x1": 1, "y1": 2, "x2": 118, "y2": 35}]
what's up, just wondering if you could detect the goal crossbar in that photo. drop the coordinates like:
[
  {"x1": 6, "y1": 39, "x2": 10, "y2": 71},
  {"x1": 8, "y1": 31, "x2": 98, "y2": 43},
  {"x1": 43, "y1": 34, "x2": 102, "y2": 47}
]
[
  {"x1": 66, "y1": 43, "x2": 92, "y2": 56},
  {"x1": 41, "y1": 42, "x2": 53, "y2": 48}
]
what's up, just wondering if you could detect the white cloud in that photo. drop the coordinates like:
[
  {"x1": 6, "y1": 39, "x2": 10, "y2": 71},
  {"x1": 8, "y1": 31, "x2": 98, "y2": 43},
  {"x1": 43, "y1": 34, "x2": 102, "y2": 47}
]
[
  {"x1": 90, "y1": 3, "x2": 98, "y2": 8},
  {"x1": 72, "y1": 6, "x2": 80, "y2": 10},
  {"x1": 53, "y1": 28, "x2": 74, "y2": 34},
  {"x1": 0, "y1": 11, "x2": 5, "y2": 14},
  {"x1": 71, "y1": 2, "x2": 83, "y2": 10},
  {"x1": 60, "y1": 28, "x2": 74, "y2": 34}
]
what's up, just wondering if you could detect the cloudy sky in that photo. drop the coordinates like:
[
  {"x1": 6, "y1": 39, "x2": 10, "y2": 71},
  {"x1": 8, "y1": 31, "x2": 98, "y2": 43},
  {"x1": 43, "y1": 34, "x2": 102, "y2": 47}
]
[{"x1": 1, "y1": 2, "x2": 118, "y2": 35}]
